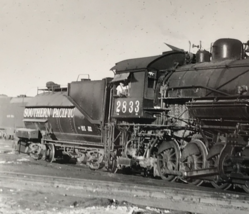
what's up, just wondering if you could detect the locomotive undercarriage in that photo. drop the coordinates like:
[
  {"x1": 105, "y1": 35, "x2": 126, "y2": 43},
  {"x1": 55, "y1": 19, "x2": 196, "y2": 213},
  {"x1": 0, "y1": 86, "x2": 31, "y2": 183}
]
[
  {"x1": 113, "y1": 125, "x2": 249, "y2": 192},
  {"x1": 16, "y1": 137, "x2": 106, "y2": 170},
  {"x1": 112, "y1": 99, "x2": 249, "y2": 192},
  {"x1": 113, "y1": 121, "x2": 208, "y2": 184}
]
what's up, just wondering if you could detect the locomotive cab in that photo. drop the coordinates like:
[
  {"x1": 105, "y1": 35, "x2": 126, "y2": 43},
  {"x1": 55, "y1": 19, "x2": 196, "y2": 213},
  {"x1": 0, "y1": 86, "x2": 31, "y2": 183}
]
[
  {"x1": 110, "y1": 51, "x2": 186, "y2": 120},
  {"x1": 111, "y1": 70, "x2": 157, "y2": 119}
]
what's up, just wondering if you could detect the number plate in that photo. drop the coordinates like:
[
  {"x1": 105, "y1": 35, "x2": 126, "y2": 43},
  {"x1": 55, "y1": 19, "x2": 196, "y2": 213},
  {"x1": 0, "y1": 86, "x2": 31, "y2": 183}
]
[{"x1": 113, "y1": 98, "x2": 142, "y2": 116}]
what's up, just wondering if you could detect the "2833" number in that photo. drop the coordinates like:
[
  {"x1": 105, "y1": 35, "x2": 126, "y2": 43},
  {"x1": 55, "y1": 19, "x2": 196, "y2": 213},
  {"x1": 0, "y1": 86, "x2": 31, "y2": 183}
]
[{"x1": 116, "y1": 100, "x2": 140, "y2": 114}]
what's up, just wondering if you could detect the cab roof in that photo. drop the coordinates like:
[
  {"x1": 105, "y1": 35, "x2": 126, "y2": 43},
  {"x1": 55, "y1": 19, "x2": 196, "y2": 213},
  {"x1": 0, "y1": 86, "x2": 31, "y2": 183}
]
[{"x1": 111, "y1": 51, "x2": 185, "y2": 73}]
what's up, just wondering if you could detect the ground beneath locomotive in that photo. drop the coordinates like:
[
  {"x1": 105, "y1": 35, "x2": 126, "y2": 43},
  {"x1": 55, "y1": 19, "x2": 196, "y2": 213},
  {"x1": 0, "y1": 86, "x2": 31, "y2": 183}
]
[
  {"x1": 0, "y1": 139, "x2": 187, "y2": 214},
  {"x1": 0, "y1": 139, "x2": 248, "y2": 214}
]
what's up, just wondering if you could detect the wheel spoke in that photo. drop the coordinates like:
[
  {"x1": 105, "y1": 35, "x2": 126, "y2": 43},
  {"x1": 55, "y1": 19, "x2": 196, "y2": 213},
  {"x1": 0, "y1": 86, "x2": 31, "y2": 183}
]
[
  {"x1": 169, "y1": 152, "x2": 176, "y2": 158},
  {"x1": 170, "y1": 162, "x2": 176, "y2": 169},
  {"x1": 180, "y1": 139, "x2": 207, "y2": 186},
  {"x1": 157, "y1": 140, "x2": 180, "y2": 182}
]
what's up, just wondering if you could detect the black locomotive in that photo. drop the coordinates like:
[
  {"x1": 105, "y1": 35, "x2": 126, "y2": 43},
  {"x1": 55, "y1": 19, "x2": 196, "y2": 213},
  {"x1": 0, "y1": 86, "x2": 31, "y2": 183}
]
[{"x1": 15, "y1": 38, "x2": 249, "y2": 193}]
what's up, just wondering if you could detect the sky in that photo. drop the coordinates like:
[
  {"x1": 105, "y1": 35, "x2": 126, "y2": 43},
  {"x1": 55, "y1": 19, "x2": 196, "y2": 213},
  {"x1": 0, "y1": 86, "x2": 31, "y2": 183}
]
[{"x1": 1, "y1": 0, "x2": 249, "y2": 96}]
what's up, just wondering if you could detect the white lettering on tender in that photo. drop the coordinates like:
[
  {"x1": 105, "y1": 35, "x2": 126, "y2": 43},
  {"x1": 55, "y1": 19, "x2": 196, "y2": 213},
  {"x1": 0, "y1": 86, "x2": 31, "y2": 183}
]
[{"x1": 24, "y1": 108, "x2": 74, "y2": 118}]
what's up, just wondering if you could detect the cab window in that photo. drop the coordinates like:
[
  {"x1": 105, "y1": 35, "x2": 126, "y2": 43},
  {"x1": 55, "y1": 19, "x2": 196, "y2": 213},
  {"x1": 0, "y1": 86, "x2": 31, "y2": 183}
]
[
  {"x1": 146, "y1": 70, "x2": 157, "y2": 98},
  {"x1": 129, "y1": 72, "x2": 145, "y2": 97}
]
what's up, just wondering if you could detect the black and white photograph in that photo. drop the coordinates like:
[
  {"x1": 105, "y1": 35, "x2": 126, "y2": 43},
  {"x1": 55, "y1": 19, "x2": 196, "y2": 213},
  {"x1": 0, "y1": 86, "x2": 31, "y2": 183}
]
[{"x1": 1, "y1": 0, "x2": 249, "y2": 213}]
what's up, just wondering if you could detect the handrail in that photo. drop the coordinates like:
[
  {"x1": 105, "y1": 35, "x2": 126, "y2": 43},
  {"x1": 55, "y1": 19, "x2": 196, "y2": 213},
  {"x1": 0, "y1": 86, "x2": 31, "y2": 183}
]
[{"x1": 165, "y1": 85, "x2": 231, "y2": 97}]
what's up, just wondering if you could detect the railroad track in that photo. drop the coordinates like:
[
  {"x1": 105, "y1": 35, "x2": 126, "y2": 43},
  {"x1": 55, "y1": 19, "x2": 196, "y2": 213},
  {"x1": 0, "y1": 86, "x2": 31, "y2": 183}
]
[{"x1": 0, "y1": 170, "x2": 249, "y2": 214}]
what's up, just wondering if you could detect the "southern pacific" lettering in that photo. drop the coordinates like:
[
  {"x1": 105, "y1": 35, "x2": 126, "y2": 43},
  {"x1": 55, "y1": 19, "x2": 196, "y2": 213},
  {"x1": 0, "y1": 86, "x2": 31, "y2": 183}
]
[{"x1": 24, "y1": 108, "x2": 74, "y2": 118}]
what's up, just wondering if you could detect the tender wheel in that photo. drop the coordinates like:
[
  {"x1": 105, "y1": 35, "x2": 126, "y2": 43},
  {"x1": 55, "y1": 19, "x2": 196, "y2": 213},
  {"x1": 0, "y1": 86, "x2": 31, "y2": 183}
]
[
  {"x1": 157, "y1": 140, "x2": 180, "y2": 182},
  {"x1": 87, "y1": 151, "x2": 105, "y2": 170},
  {"x1": 181, "y1": 139, "x2": 207, "y2": 186},
  {"x1": 88, "y1": 161, "x2": 100, "y2": 170},
  {"x1": 29, "y1": 143, "x2": 42, "y2": 160},
  {"x1": 46, "y1": 143, "x2": 55, "y2": 163}
]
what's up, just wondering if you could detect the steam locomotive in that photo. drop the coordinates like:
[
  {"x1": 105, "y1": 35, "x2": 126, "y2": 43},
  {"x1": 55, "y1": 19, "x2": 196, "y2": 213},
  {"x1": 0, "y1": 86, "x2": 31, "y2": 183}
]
[{"x1": 14, "y1": 38, "x2": 249, "y2": 193}]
